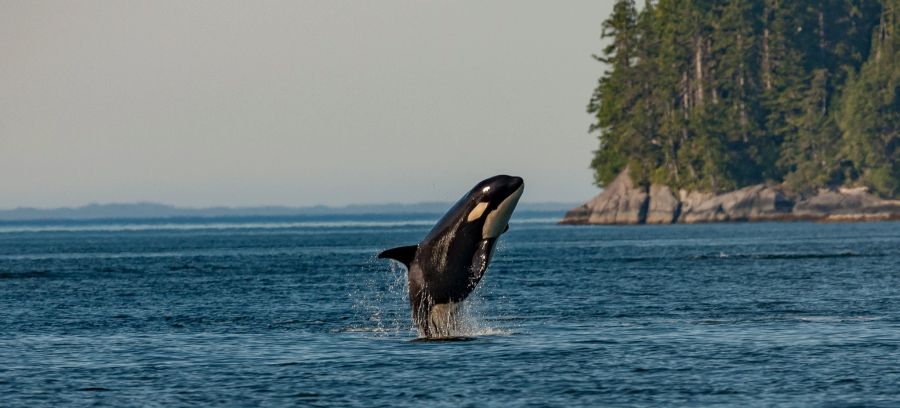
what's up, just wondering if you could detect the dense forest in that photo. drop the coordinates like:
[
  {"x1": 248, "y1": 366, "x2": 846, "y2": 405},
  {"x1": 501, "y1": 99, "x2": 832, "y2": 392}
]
[{"x1": 589, "y1": 0, "x2": 900, "y2": 197}]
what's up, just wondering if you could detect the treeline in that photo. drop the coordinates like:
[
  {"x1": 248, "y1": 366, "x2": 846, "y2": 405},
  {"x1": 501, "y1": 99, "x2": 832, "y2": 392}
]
[{"x1": 590, "y1": 0, "x2": 899, "y2": 197}]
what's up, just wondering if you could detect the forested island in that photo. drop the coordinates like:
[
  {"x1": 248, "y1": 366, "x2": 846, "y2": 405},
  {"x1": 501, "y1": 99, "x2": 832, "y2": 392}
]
[{"x1": 564, "y1": 0, "x2": 900, "y2": 224}]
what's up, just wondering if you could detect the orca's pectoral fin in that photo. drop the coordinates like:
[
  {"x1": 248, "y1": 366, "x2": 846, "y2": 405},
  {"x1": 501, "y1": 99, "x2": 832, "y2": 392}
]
[
  {"x1": 377, "y1": 245, "x2": 418, "y2": 270},
  {"x1": 469, "y1": 238, "x2": 496, "y2": 288}
]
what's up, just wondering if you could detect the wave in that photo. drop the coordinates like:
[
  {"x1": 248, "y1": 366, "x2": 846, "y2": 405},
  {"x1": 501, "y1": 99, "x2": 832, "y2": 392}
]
[
  {"x1": 609, "y1": 251, "x2": 877, "y2": 263},
  {"x1": 0, "y1": 215, "x2": 558, "y2": 234},
  {"x1": 692, "y1": 315, "x2": 883, "y2": 325},
  {"x1": 691, "y1": 251, "x2": 869, "y2": 260}
]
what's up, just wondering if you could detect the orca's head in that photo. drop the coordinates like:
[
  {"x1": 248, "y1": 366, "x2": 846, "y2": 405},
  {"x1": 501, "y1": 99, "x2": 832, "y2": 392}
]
[{"x1": 460, "y1": 175, "x2": 524, "y2": 239}]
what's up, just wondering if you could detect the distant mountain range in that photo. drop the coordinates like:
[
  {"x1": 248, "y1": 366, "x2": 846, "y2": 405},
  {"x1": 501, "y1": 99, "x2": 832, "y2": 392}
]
[{"x1": 0, "y1": 202, "x2": 576, "y2": 221}]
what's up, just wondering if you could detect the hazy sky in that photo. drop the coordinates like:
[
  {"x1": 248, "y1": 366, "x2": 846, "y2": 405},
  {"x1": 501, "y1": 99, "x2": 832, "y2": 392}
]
[{"x1": 1, "y1": 1, "x2": 614, "y2": 209}]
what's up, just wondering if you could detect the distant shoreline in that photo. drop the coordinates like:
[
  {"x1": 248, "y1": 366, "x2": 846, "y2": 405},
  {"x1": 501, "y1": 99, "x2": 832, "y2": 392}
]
[{"x1": 0, "y1": 202, "x2": 573, "y2": 223}]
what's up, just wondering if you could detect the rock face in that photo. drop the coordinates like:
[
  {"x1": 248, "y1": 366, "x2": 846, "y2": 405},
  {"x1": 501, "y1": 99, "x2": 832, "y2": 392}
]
[
  {"x1": 646, "y1": 185, "x2": 680, "y2": 224},
  {"x1": 677, "y1": 184, "x2": 793, "y2": 223},
  {"x1": 562, "y1": 169, "x2": 900, "y2": 225},
  {"x1": 561, "y1": 170, "x2": 648, "y2": 224},
  {"x1": 794, "y1": 188, "x2": 900, "y2": 221},
  {"x1": 676, "y1": 191, "x2": 718, "y2": 223}
]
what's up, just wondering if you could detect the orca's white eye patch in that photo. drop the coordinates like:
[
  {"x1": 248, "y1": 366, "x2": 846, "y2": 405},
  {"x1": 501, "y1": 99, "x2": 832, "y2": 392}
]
[{"x1": 467, "y1": 202, "x2": 490, "y2": 222}]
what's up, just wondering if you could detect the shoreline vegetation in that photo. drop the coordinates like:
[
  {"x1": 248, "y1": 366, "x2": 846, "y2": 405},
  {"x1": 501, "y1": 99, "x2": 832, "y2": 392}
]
[{"x1": 569, "y1": 0, "x2": 899, "y2": 224}]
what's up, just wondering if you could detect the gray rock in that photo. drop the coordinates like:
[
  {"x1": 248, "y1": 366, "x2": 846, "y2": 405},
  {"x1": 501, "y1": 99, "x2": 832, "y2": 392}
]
[
  {"x1": 646, "y1": 185, "x2": 680, "y2": 224},
  {"x1": 678, "y1": 184, "x2": 793, "y2": 223},
  {"x1": 677, "y1": 190, "x2": 721, "y2": 223},
  {"x1": 562, "y1": 170, "x2": 900, "y2": 225},
  {"x1": 560, "y1": 170, "x2": 648, "y2": 225},
  {"x1": 559, "y1": 203, "x2": 592, "y2": 224},
  {"x1": 794, "y1": 188, "x2": 900, "y2": 220}
]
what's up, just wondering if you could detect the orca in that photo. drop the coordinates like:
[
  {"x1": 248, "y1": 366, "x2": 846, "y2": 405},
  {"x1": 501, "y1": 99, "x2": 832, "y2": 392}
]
[{"x1": 378, "y1": 175, "x2": 524, "y2": 337}]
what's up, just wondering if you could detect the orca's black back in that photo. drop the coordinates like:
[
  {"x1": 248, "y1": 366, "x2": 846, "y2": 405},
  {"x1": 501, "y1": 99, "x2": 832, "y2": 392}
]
[{"x1": 415, "y1": 210, "x2": 483, "y2": 304}]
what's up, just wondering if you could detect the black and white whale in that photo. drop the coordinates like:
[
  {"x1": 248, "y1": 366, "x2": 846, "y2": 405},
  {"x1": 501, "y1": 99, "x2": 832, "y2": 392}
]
[{"x1": 378, "y1": 175, "x2": 524, "y2": 337}]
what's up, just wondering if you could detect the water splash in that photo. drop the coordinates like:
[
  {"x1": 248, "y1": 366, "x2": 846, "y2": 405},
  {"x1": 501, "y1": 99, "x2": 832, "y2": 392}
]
[
  {"x1": 452, "y1": 276, "x2": 516, "y2": 338},
  {"x1": 348, "y1": 258, "x2": 414, "y2": 336},
  {"x1": 348, "y1": 257, "x2": 514, "y2": 339}
]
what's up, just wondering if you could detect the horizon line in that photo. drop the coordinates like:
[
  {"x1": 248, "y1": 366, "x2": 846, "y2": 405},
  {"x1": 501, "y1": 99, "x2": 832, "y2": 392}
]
[{"x1": 0, "y1": 199, "x2": 582, "y2": 212}]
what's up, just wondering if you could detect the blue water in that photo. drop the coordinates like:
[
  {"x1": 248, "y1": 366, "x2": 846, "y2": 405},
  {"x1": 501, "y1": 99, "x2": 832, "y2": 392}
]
[{"x1": 2, "y1": 215, "x2": 899, "y2": 407}]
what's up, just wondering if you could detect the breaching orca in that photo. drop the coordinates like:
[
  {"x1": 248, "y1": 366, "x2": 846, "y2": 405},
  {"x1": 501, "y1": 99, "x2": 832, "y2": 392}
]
[{"x1": 378, "y1": 175, "x2": 524, "y2": 337}]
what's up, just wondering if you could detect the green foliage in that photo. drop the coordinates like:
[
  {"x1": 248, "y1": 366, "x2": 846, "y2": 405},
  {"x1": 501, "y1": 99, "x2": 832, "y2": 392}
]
[
  {"x1": 588, "y1": 0, "x2": 899, "y2": 197},
  {"x1": 589, "y1": 0, "x2": 639, "y2": 187},
  {"x1": 779, "y1": 69, "x2": 844, "y2": 193},
  {"x1": 837, "y1": 0, "x2": 900, "y2": 196}
]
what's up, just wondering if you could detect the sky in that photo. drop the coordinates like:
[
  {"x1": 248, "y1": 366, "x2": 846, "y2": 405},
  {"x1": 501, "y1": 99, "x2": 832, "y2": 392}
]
[{"x1": 1, "y1": 1, "x2": 615, "y2": 209}]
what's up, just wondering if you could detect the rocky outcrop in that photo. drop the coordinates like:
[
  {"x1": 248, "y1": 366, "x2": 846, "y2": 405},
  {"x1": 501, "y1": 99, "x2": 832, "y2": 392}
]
[
  {"x1": 562, "y1": 169, "x2": 900, "y2": 225},
  {"x1": 645, "y1": 185, "x2": 680, "y2": 224},
  {"x1": 794, "y1": 188, "x2": 900, "y2": 221},
  {"x1": 677, "y1": 184, "x2": 793, "y2": 223},
  {"x1": 561, "y1": 170, "x2": 648, "y2": 224},
  {"x1": 676, "y1": 190, "x2": 718, "y2": 223}
]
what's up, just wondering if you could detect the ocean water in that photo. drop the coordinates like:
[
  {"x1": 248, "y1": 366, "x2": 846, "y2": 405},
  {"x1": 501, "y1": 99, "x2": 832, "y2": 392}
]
[{"x1": 1, "y1": 215, "x2": 899, "y2": 407}]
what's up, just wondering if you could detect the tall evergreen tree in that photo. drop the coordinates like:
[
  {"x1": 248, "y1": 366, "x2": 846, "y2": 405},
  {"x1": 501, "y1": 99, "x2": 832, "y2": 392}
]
[
  {"x1": 709, "y1": 0, "x2": 768, "y2": 185},
  {"x1": 781, "y1": 69, "x2": 843, "y2": 192},
  {"x1": 589, "y1": 0, "x2": 639, "y2": 187},
  {"x1": 838, "y1": 0, "x2": 900, "y2": 196}
]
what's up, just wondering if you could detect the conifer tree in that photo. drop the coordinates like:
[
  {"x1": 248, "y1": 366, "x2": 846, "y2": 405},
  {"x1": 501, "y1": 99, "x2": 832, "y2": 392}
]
[
  {"x1": 838, "y1": 0, "x2": 900, "y2": 196},
  {"x1": 589, "y1": 0, "x2": 639, "y2": 187}
]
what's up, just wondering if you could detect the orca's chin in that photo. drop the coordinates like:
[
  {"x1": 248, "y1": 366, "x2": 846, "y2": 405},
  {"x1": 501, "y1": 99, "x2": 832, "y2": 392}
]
[{"x1": 483, "y1": 184, "x2": 524, "y2": 239}]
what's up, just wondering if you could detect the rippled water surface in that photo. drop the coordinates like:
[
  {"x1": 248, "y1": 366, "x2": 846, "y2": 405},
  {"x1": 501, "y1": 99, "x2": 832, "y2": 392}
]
[{"x1": 2, "y1": 216, "x2": 899, "y2": 407}]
